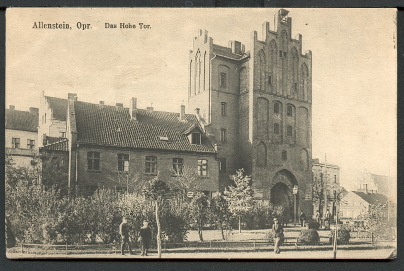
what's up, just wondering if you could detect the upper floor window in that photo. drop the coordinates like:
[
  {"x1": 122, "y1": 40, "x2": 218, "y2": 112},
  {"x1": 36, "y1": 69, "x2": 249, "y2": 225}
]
[
  {"x1": 219, "y1": 158, "x2": 227, "y2": 173},
  {"x1": 274, "y1": 102, "x2": 280, "y2": 114},
  {"x1": 11, "y1": 137, "x2": 20, "y2": 148},
  {"x1": 334, "y1": 175, "x2": 337, "y2": 183},
  {"x1": 287, "y1": 105, "x2": 293, "y2": 117},
  {"x1": 27, "y1": 139, "x2": 35, "y2": 149},
  {"x1": 219, "y1": 72, "x2": 227, "y2": 88},
  {"x1": 87, "y1": 151, "x2": 100, "y2": 171},
  {"x1": 221, "y1": 102, "x2": 227, "y2": 116},
  {"x1": 279, "y1": 50, "x2": 283, "y2": 58},
  {"x1": 192, "y1": 132, "x2": 201, "y2": 145},
  {"x1": 145, "y1": 156, "x2": 157, "y2": 174},
  {"x1": 117, "y1": 154, "x2": 129, "y2": 172},
  {"x1": 274, "y1": 123, "x2": 280, "y2": 134},
  {"x1": 282, "y1": 150, "x2": 287, "y2": 161},
  {"x1": 197, "y1": 159, "x2": 208, "y2": 177},
  {"x1": 220, "y1": 128, "x2": 227, "y2": 143},
  {"x1": 287, "y1": 125, "x2": 293, "y2": 136},
  {"x1": 173, "y1": 158, "x2": 184, "y2": 175},
  {"x1": 268, "y1": 75, "x2": 272, "y2": 85}
]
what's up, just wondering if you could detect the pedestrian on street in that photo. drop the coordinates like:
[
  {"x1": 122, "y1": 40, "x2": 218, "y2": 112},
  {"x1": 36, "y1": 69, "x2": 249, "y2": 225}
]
[
  {"x1": 299, "y1": 211, "x2": 306, "y2": 227},
  {"x1": 272, "y1": 217, "x2": 284, "y2": 254},
  {"x1": 315, "y1": 210, "x2": 322, "y2": 227},
  {"x1": 139, "y1": 220, "x2": 152, "y2": 256},
  {"x1": 119, "y1": 217, "x2": 133, "y2": 255},
  {"x1": 324, "y1": 209, "x2": 331, "y2": 229}
]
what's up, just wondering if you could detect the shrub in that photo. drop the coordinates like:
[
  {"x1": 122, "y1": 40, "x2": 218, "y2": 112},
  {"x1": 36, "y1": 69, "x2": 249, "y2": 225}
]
[
  {"x1": 307, "y1": 221, "x2": 320, "y2": 230},
  {"x1": 329, "y1": 228, "x2": 350, "y2": 245},
  {"x1": 299, "y1": 229, "x2": 319, "y2": 245}
]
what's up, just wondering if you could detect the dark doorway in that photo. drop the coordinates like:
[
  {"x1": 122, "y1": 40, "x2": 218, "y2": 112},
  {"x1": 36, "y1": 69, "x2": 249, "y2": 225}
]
[{"x1": 271, "y1": 182, "x2": 293, "y2": 223}]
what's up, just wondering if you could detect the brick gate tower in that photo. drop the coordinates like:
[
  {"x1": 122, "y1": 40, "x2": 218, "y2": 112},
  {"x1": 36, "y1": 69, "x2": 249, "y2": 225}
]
[{"x1": 188, "y1": 9, "x2": 313, "y2": 218}]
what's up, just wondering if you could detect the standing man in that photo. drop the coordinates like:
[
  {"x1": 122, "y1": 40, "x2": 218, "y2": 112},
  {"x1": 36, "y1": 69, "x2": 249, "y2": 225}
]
[
  {"x1": 299, "y1": 211, "x2": 306, "y2": 227},
  {"x1": 324, "y1": 209, "x2": 331, "y2": 229},
  {"x1": 119, "y1": 217, "x2": 133, "y2": 255},
  {"x1": 315, "y1": 210, "x2": 322, "y2": 228},
  {"x1": 272, "y1": 217, "x2": 284, "y2": 254},
  {"x1": 139, "y1": 220, "x2": 152, "y2": 256}
]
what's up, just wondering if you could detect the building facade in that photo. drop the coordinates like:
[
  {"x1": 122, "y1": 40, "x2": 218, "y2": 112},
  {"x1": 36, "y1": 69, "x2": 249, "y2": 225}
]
[
  {"x1": 188, "y1": 9, "x2": 313, "y2": 218},
  {"x1": 5, "y1": 105, "x2": 39, "y2": 167},
  {"x1": 312, "y1": 158, "x2": 341, "y2": 218},
  {"x1": 41, "y1": 94, "x2": 219, "y2": 196}
]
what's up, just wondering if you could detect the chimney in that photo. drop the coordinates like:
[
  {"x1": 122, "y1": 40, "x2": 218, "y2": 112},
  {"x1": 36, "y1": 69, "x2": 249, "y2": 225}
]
[
  {"x1": 68, "y1": 93, "x2": 78, "y2": 101},
  {"x1": 130, "y1": 97, "x2": 137, "y2": 121},
  {"x1": 9, "y1": 105, "x2": 15, "y2": 110},
  {"x1": 180, "y1": 104, "x2": 186, "y2": 120},
  {"x1": 363, "y1": 184, "x2": 368, "y2": 194},
  {"x1": 99, "y1": 101, "x2": 105, "y2": 105},
  {"x1": 146, "y1": 106, "x2": 153, "y2": 112},
  {"x1": 230, "y1": 40, "x2": 243, "y2": 55},
  {"x1": 195, "y1": 108, "x2": 200, "y2": 115},
  {"x1": 116, "y1": 103, "x2": 123, "y2": 107},
  {"x1": 29, "y1": 107, "x2": 39, "y2": 115}
]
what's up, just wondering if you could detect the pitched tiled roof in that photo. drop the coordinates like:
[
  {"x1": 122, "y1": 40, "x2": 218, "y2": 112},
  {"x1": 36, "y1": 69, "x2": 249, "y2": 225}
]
[
  {"x1": 45, "y1": 96, "x2": 68, "y2": 121},
  {"x1": 212, "y1": 44, "x2": 247, "y2": 60},
  {"x1": 74, "y1": 101, "x2": 216, "y2": 153},
  {"x1": 352, "y1": 191, "x2": 388, "y2": 205},
  {"x1": 5, "y1": 109, "x2": 38, "y2": 132}
]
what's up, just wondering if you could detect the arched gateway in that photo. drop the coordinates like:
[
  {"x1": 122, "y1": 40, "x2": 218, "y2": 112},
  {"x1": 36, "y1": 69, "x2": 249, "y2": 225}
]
[{"x1": 270, "y1": 170, "x2": 298, "y2": 222}]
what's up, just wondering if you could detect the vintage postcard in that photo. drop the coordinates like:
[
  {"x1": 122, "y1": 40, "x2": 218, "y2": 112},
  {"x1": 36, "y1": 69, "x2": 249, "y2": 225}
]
[{"x1": 5, "y1": 8, "x2": 397, "y2": 259}]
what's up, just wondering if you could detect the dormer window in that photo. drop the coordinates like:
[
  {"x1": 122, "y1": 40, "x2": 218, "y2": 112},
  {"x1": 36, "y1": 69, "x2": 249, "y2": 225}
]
[{"x1": 192, "y1": 132, "x2": 201, "y2": 145}]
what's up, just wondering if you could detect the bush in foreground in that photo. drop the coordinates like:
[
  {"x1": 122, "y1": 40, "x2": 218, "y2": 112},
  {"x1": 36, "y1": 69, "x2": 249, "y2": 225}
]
[
  {"x1": 329, "y1": 228, "x2": 350, "y2": 245},
  {"x1": 306, "y1": 221, "x2": 320, "y2": 230},
  {"x1": 299, "y1": 229, "x2": 319, "y2": 245}
]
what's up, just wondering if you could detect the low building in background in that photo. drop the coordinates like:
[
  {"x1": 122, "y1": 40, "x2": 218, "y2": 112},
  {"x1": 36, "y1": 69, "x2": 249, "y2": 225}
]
[
  {"x1": 339, "y1": 185, "x2": 395, "y2": 221},
  {"x1": 5, "y1": 105, "x2": 39, "y2": 167}
]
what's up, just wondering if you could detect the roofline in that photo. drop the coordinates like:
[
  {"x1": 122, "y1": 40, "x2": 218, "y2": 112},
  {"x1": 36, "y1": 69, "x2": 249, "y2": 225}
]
[{"x1": 75, "y1": 142, "x2": 217, "y2": 155}]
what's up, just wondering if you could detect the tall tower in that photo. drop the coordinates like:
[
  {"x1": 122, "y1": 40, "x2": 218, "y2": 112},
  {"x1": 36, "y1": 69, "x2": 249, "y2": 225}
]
[{"x1": 188, "y1": 9, "x2": 313, "y2": 217}]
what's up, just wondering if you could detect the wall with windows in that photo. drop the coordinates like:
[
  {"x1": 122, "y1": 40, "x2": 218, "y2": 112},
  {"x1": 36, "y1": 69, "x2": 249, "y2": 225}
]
[
  {"x1": 74, "y1": 145, "x2": 219, "y2": 194},
  {"x1": 6, "y1": 129, "x2": 38, "y2": 167}
]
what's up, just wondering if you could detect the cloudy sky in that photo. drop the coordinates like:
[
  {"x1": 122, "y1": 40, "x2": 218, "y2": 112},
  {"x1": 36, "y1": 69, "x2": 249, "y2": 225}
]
[{"x1": 6, "y1": 8, "x2": 397, "y2": 194}]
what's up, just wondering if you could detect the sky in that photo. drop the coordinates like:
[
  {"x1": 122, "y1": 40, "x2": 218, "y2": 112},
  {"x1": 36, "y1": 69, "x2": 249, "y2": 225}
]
[{"x1": 6, "y1": 8, "x2": 397, "y2": 194}]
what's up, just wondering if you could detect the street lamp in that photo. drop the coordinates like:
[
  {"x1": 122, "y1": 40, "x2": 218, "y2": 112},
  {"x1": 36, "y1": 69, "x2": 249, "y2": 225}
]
[
  {"x1": 124, "y1": 161, "x2": 129, "y2": 194},
  {"x1": 293, "y1": 185, "x2": 299, "y2": 224}
]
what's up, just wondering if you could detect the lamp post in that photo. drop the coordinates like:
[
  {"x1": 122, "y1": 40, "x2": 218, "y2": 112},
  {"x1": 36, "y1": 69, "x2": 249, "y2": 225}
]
[
  {"x1": 293, "y1": 185, "x2": 299, "y2": 224},
  {"x1": 124, "y1": 160, "x2": 129, "y2": 194}
]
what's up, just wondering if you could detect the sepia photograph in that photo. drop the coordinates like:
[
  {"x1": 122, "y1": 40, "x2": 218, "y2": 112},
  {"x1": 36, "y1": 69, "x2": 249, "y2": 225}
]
[{"x1": 5, "y1": 8, "x2": 397, "y2": 260}]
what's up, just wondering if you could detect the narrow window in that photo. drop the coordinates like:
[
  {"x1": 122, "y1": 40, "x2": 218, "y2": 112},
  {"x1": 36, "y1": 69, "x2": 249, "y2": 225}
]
[
  {"x1": 191, "y1": 132, "x2": 201, "y2": 145},
  {"x1": 173, "y1": 158, "x2": 184, "y2": 175},
  {"x1": 282, "y1": 150, "x2": 287, "y2": 161},
  {"x1": 87, "y1": 152, "x2": 100, "y2": 171},
  {"x1": 60, "y1": 131, "x2": 66, "y2": 138},
  {"x1": 279, "y1": 50, "x2": 283, "y2": 58},
  {"x1": 221, "y1": 102, "x2": 227, "y2": 116},
  {"x1": 274, "y1": 123, "x2": 280, "y2": 134},
  {"x1": 197, "y1": 159, "x2": 208, "y2": 177},
  {"x1": 268, "y1": 75, "x2": 272, "y2": 85},
  {"x1": 287, "y1": 125, "x2": 293, "y2": 136},
  {"x1": 12, "y1": 138, "x2": 20, "y2": 148},
  {"x1": 220, "y1": 129, "x2": 227, "y2": 143},
  {"x1": 274, "y1": 102, "x2": 280, "y2": 114},
  {"x1": 219, "y1": 73, "x2": 227, "y2": 88},
  {"x1": 145, "y1": 156, "x2": 157, "y2": 174},
  {"x1": 27, "y1": 139, "x2": 35, "y2": 149},
  {"x1": 287, "y1": 105, "x2": 293, "y2": 117},
  {"x1": 334, "y1": 175, "x2": 337, "y2": 183},
  {"x1": 283, "y1": 51, "x2": 287, "y2": 58},
  {"x1": 219, "y1": 158, "x2": 227, "y2": 173},
  {"x1": 293, "y1": 82, "x2": 297, "y2": 93},
  {"x1": 117, "y1": 154, "x2": 129, "y2": 172}
]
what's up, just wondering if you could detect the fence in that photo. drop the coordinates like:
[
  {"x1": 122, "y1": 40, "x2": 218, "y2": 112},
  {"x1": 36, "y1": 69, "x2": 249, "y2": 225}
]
[{"x1": 16, "y1": 233, "x2": 381, "y2": 255}]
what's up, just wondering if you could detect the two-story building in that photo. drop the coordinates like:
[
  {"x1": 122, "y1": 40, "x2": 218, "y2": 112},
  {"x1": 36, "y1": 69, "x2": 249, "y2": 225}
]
[
  {"x1": 41, "y1": 94, "x2": 219, "y2": 196},
  {"x1": 5, "y1": 105, "x2": 39, "y2": 167}
]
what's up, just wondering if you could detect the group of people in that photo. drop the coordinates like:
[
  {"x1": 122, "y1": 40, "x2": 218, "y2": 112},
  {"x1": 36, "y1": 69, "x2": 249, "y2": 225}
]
[
  {"x1": 119, "y1": 217, "x2": 152, "y2": 256},
  {"x1": 315, "y1": 209, "x2": 332, "y2": 229}
]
